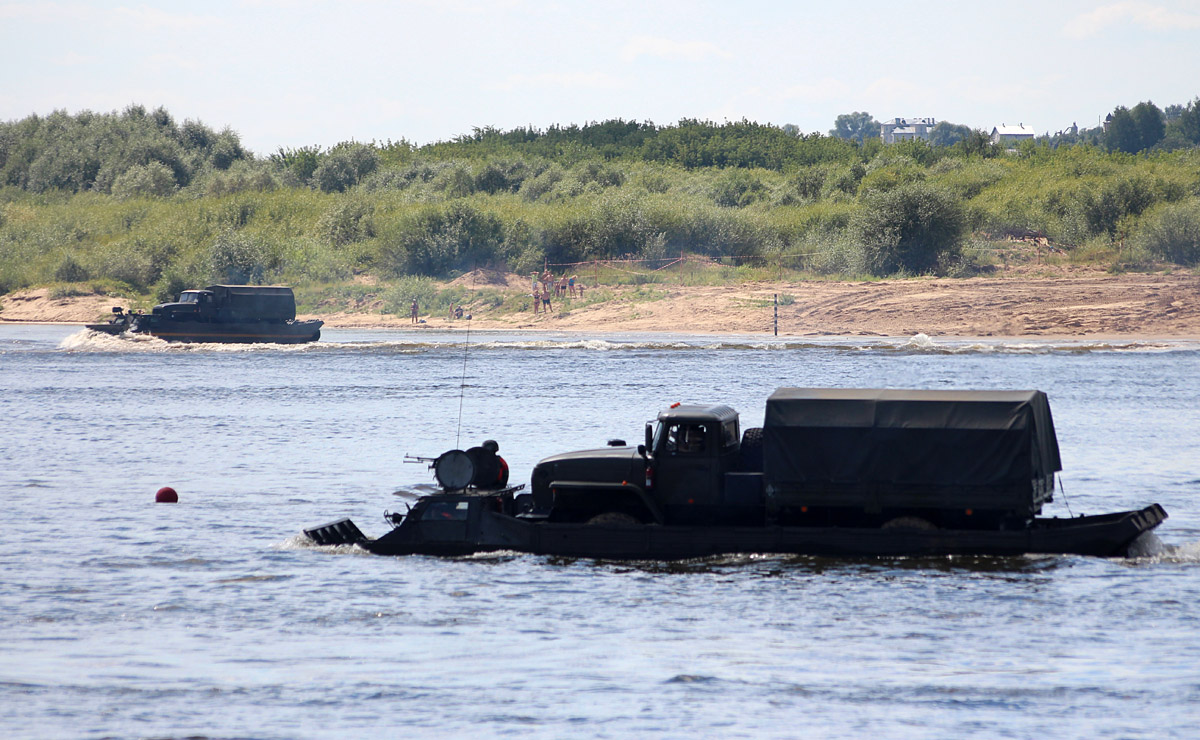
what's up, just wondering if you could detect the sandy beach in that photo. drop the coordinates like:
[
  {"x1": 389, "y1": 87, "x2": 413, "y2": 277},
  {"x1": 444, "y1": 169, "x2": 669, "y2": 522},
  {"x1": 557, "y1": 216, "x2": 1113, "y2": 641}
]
[{"x1": 3, "y1": 265, "x2": 1198, "y2": 339}]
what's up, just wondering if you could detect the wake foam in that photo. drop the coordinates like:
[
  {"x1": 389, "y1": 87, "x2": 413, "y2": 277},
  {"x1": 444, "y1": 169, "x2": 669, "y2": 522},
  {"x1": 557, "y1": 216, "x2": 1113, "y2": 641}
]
[
  {"x1": 273, "y1": 533, "x2": 370, "y2": 555},
  {"x1": 57, "y1": 328, "x2": 1192, "y2": 355}
]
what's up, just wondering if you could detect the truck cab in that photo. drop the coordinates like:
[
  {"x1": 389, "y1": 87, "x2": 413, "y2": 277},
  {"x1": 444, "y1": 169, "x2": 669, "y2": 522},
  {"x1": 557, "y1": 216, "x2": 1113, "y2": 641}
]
[
  {"x1": 152, "y1": 290, "x2": 216, "y2": 321},
  {"x1": 646, "y1": 404, "x2": 749, "y2": 523},
  {"x1": 529, "y1": 403, "x2": 764, "y2": 526}
]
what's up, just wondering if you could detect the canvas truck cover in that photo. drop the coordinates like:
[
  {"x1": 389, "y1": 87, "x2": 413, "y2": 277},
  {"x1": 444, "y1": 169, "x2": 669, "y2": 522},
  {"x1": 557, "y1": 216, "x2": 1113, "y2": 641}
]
[
  {"x1": 763, "y1": 388, "x2": 1062, "y2": 515},
  {"x1": 207, "y1": 285, "x2": 296, "y2": 322}
]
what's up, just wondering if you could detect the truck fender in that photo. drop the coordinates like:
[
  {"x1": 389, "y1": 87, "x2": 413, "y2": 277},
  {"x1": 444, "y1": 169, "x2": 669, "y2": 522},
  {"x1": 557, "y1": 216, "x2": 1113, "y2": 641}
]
[{"x1": 549, "y1": 480, "x2": 665, "y2": 524}]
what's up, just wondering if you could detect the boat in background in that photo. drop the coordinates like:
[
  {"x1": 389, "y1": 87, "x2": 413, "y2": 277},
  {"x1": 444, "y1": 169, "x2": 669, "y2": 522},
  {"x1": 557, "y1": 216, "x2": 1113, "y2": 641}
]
[{"x1": 87, "y1": 285, "x2": 322, "y2": 344}]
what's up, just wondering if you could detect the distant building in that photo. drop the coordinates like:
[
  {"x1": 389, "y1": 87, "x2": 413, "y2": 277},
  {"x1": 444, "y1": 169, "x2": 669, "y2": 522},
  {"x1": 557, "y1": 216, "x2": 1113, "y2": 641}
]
[
  {"x1": 880, "y1": 117, "x2": 936, "y2": 144},
  {"x1": 990, "y1": 123, "x2": 1036, "y2": 146}
]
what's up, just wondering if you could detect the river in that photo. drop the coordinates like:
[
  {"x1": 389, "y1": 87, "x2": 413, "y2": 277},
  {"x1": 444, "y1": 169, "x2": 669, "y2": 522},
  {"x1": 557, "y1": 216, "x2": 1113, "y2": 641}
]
[{"x1": 2, "y1": 325, "x2": 1199, "y2": 739}]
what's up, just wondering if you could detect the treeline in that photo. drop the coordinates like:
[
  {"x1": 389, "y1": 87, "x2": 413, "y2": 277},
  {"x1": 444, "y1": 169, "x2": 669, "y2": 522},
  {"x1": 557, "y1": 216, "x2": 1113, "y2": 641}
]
[
  {"x1": 2, "y1": 103, "x2": 1200, "y2": 302},
  {"x1": 0, "y1": 105, "x2": 249, "y2": 195}
]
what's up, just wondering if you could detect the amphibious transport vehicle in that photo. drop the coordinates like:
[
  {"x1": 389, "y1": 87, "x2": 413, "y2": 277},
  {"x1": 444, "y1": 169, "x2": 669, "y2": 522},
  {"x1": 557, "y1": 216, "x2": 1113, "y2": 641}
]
[
  {"x1": 88, "y1": 285, "x2": 322, "y2": 344},
  {"x1": 305, "y1": 388, "x2": 1167, "y2": 559}
]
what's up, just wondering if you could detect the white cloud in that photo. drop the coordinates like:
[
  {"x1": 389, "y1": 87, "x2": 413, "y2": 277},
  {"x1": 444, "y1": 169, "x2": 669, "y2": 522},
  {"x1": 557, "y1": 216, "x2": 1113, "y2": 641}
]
[
  {"x1": 0, "y1": 2, "x2": 96, "y2": 22},
  {"x1": 619, "y1": 35, "x2": 732, "y2": 63},
  {"x1": 494, "y1": 71, "x2": 624, "y2": 93},
  {"x1": 111, "y1": 5, "x2": 225, "y2": 31},
  {"x1": 774, "y1": 78, "x2": 852, "y2": 102},
  {"x1": 0, "y1": 2, "x2": 223, "y2": 29},
  {"x1": 53, "y1": 52, "x2": 96, "y2": 67},
  {"x1": 863, "y1": 76, "x2": 927, "y2": 104},
  {"x1": 1065, "y1": 2, "x2": 1200, "y2": 38},
  {"x1": 145, "y1": 53, "x2": 203, "y2": 72}
]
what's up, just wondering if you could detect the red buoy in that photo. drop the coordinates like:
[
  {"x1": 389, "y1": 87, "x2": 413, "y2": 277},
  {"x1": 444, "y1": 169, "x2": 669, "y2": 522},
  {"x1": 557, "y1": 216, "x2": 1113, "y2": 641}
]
[{"x1": 155, "y1": 486, "x2": 178, "y2": 503}]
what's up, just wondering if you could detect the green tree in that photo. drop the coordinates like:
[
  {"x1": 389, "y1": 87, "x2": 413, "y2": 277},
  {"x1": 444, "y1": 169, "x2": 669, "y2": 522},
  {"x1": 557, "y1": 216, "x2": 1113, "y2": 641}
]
[
  {"x1": 1105, "y1": 106, "x2": 1142, "y2": 153},
  {"x1": 830, "y1": 112, "x2": 880, "y2": 144},
  {"x1": 928, "y1": 121, "x2": 972, "y2": 147},
  {"x1": 949, "y1": 130, "x2": 998, "y2": 157},
  {"x1": 1130, "y1": 101, "x2": 1165, "y2": 151},
  {"x1": 1168, "y1": 98, "x2": 1200, "y2": 144},
  {"x1": 850, "y1": 183, "x2": 965, "y2": 275}
]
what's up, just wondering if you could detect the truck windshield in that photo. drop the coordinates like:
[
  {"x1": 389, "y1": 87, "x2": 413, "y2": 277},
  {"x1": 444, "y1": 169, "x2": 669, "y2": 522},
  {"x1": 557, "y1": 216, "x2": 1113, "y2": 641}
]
[
  {"x1": 656, "y1": 422, "x2": 707, "y2": 454},
  {"x1": 178, "y1": 292, "x2": 201, "y2": 303}
]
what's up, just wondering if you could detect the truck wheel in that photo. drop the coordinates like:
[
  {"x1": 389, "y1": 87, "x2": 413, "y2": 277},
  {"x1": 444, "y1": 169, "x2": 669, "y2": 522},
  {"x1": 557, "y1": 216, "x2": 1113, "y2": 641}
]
[
  {"x1": 586, "y1": 512, "x2": 641, "y2": 526},
  {"x1": 740, "y1": 427, "x2": 764, "y2": 471},
  {"x1": 881, "y1": 516, "x2": 937, "y2": 530}
]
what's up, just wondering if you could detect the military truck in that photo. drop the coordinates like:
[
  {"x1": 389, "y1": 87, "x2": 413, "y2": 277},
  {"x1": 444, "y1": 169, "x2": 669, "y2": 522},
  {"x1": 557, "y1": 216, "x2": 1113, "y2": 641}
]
[
  {"x1": 87, "y1": 285, "x2": 322, "y2": 344},
  {"x1": 304, "y1": 388, "x2": 1167, "y2": 559},
  {"x1": 531, "y1": 388, "x2": 1062, "y2": 530}
]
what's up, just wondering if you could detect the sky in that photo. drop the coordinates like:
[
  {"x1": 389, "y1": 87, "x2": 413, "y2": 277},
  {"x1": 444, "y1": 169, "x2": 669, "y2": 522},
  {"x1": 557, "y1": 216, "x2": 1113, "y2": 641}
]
[{"x1": 2, "y1": 0, "x2": 1199, "y2": 156}]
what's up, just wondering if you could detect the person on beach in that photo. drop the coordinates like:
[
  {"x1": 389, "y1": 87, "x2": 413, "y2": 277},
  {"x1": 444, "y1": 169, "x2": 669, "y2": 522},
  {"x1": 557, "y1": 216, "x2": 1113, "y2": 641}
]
[
  {"x1": 410, "y1": 298, "x2": 419, "y2": 324},
  {"x1": 542, "y1": 288, "x2": 552, "y2": 313},
  {"x1": 568, "y1": 275, "x2": 577, "y2": 296},
  {"x1": 532, "y1": 288, "x2": 540, "y2": 314}
]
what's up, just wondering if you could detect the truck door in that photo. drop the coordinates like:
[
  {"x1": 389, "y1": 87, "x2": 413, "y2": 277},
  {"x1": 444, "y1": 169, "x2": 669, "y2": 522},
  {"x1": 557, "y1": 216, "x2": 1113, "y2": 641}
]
[{"x1": 655, "y1": 422, "x2": 720, "y2": 521}]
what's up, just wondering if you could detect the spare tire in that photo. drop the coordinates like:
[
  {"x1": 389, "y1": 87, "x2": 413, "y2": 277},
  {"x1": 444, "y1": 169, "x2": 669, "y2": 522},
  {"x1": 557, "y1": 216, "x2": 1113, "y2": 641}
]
[{"x1": 739, "y1": 427, "x2": 764, "y2": 472}]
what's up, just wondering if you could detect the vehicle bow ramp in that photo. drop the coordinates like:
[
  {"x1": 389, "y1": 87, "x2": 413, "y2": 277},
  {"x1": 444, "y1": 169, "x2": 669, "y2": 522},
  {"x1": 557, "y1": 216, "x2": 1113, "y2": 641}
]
[{"x1": 304, "y1": 518, "x2": 367, "y2": 546}]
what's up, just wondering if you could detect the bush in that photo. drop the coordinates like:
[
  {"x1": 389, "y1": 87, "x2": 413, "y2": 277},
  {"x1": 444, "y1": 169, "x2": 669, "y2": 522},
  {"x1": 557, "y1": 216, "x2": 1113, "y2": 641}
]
[
  {"x1": 311, "y1": 142, "x2": 380, "y2": 193},
  {"x1": 1130, "y1": 199, "x2": 1200, "y2": 265},
  {"x1": 789, "y1": 166, "x2": 827, "y2": 202},
  {"x1": 208, "y1": 229, "x2": 275, "y2": 283},
  {"x1": 850, "y1": 183, "x2": 966, "y2": 275},
  {"x1": 111, "y1": 162, "x2": 177, "y2": 199},
  {"x1": 54, "y1": 253, "x2": 90, "y2": 282},
  {"x1": 519, "y1": 165, "x2": 566, "y2": 201},
  {"x1": 378, "y1": 202, "x2": 505, "y2": 276},
  {"x1": 318, "y1": 197, "x2": 376, "y2": 247},
  {"x1": 1073, "y1": 175, "x2": 1158, "y2": 238},
  {"x1": 153, "y1": 260, "x2": 205, "y2": 302},
  {"x1": 710, "y1": 169, "x2": 769, "y2": 207},
  {"x1": 202, "y1": 161, "x2": 278, "y2": 197},
  {"x1": 90, "y1": 245, "x2": 159, "y2": 289},
  {"x1": 278, "y1": 237, "x2": 352, "y2": 282}
]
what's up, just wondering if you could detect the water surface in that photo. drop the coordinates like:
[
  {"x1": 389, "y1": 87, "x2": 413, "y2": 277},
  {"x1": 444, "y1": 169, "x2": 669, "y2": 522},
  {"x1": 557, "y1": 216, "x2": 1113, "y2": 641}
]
[{"x1": 2, "y1": 325, "x2": 1199, "y2": 739}]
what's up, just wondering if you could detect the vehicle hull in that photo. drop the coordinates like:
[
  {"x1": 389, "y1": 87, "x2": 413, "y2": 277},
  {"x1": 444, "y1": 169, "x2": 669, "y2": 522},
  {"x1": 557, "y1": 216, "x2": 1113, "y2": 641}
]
[
  {"x1": 315, "y1": 502, "x2": 1167, "y2": 560},
  {"x1": 86, "y1": 317, "x2": 322, "y2": 344}
]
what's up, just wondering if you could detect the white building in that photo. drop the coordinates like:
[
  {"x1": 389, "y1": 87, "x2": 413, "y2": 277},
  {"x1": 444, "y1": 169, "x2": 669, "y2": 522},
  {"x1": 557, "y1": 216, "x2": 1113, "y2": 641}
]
[
  {"x1": 880, "y1": 117, "x2": 936, "y2": 144},
  {"x1": 990, "y1": 123, "x2": 1036, "y2": 146}
]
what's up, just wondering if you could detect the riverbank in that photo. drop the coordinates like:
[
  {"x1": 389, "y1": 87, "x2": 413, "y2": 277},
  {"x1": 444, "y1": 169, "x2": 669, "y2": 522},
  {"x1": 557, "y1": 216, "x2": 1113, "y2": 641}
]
[{"x1": 3, "y1": 265, "x2": 1198, "y2": 338}]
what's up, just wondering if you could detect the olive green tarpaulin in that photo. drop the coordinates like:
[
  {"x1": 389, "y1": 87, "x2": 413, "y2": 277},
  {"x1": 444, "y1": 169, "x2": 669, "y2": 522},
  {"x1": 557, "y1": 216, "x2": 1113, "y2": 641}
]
[
  {"x1": 207, "y1": 285, "x2": 297, "y2": 322},
  {"x1": 763, "y1": 388, "x2": 1061, "y2": 513}
]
